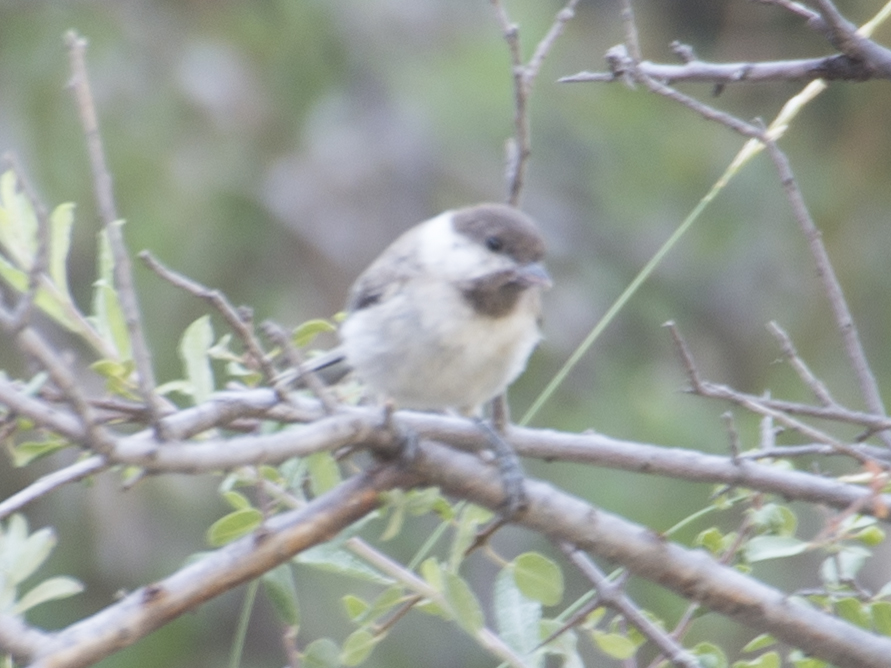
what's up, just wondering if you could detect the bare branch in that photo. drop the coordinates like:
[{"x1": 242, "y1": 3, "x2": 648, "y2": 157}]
[
  {"x1": 260, "y1": 319, "x2": 339, "y2": 413},
  {"x1": 413, "y1": 440, "x2": 891, "y2": 668},
  {"x1": 560, "y1": 53, "x2": 880, "y2": 85},
  {"x1": 345, "y1": 538, "x2": 528, "y2": 668},
  {"x1": 0, "y1": 455, "x2": 106, "y2": 521},
  {"x1": 811, "y1": 0, "x2": 891, "y2": 77},
  {"x1": 491, "y1": 0, "x2": 579, "y2": 206},
  {"x1": 23, "y1": 465, "x2": 408, "y2": 668},
  {"x1": 0, "y1": 327, "x2": 113, "y2": 452},
  {"x1": 763, "y1": 137, "x2": 891, "y2": 448},
  {"x1": 0, "y1": 614, "x2": 52, "y2": 664},
  {"x1": 139, "y1": 250, "x2": 283, "y2": 392},
  {"x1": 768, "y1": 321, "x2": 836, "y2": 406},
  {"x1": 64, "y1": 31, "x2": 163, "y2": 432}
]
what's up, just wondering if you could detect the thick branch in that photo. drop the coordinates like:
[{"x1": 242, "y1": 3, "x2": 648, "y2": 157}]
[
  {"x1": 811, "y1": 0, "x2": 891, "y2": 77},
  {"x1": 412, "y1": 441, "x2": 891, "y2": 668},
  {"x1": 22, "y1": 465, "x2": 410, "y2": 668}
]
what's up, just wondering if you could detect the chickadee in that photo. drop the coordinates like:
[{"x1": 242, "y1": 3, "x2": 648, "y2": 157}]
[{"x1": 311, "y1": 203, "x2": 550, "y2": 415}]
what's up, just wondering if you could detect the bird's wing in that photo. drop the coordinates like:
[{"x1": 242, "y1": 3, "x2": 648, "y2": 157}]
[{"x1": 346, "y1": 228, "x2": 424, "y2": 312}]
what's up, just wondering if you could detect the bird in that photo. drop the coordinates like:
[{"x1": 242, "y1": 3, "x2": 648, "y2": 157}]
[{"x1": 319, "y1": 202, "x2": 550, "y2": 416}]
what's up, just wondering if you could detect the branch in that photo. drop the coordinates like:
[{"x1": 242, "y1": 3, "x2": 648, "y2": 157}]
[
  {"x1": 22, "y1": 465, "x2": 409, "y2": 668},
  {"x1": 811, "y1": 0, "x2": 891, "y2": 77},
  {"x1": 65, "y1": 31, "x2": 163, "y2": 432},
  {"x1": 139, "y1": 251, "x2": 283, "y2": 393},
  {"x1": 411, "y1": 440, "x2": 891, "y2": 668},
  {"x1": 491, "y1": 0, "x2": 579, "y2": 205},
  {"x1": 763, "y1": 136, "x2": 891, "y2": 448},
  {"x1": 560, "y1": 52, "x2": 881, "y2": 85},
  {"x1": 559, "y1": 543, "x2": 700, "y2": 668},
  {"x1": 0, "y1": 456, "x2": 106, "y2": 521}
]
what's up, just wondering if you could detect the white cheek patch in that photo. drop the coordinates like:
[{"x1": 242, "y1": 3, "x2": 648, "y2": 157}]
[{"x1": 417, "y1": 212, "x2": 514, "y2": 281}]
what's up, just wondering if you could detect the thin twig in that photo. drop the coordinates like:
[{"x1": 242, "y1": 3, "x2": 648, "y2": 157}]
[
  {"x1": 138, "y1": 250, "x2": 283, "y2": 392},
  {"x1": 767, "y1": 321, "x2": 836, "y2": 406},
  {"x1": 722, "y1": 411, "x2": 741, "y2": 460},
  {"x1": 491, "y1": 0, "x2": 579, "y2": 206},
  {"x1": 65, "y1": 31, "x2": 163, "y2": 433},
  {"x1": 664, "y1": 320, "x2": 703, "y2": 390},
  {"x1": 0, "y1": 323, "x2": 113, "y2": 452},
  {"x1": 0, "y1": 455, "x2": 107, "y2": 521},
  {"x1": 260, "y1": 319, "x2": 338, "y2": 412},
  {"x1": 559, "y1": 542, "x2": 700, "y2": 668},
  {"x1": 762, "y1": 137, "x2": 891, "y2": 449}
]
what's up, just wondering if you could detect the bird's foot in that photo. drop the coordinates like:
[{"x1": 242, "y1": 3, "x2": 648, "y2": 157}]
[
  {"x1": 475, "y1": 418, "x2": 528, "y2": 520},
  {"x1": 380, "y1": 401, "x2": 419, "y2": 465}
]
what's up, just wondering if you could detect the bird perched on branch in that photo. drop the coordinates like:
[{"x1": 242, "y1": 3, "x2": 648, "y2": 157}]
[
  {"x1": 312, "y1": 202, "x2": 550, "y2": 416},
  {"x1": 298, "y1": 202, "x2": 550, "y2": 515}
]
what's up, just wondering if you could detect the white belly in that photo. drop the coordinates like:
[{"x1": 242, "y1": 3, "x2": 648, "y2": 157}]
[{"x1": 340, "y1": 279, "x2": 541, "y2": 413}]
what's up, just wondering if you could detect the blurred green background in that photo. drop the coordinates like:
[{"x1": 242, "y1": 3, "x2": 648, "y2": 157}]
[{"x1": 2, "y1": 0, "x2": 891, "y2": 666}]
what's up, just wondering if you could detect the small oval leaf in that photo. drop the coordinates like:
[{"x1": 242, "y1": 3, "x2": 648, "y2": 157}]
[
  {"x1": 512, "y1": 552, "x2": 563, "y2": 606},
  {"x1": 206, "y1": 508, "x2": 262, "y2": 547}
]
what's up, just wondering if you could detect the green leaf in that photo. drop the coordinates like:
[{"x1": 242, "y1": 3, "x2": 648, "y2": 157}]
[
  {"x1": 179, "y1": 315, "x2": 215, "y2": 404},
  {"x1": 420, "y1": 558, "x2": 445, "y2": 594},
  {"x1": 449, "y1": 504, "x2": 493, "y2": 572},
  {"x1": 692, "y1": 642, "x2": 728, "y2": 668},
  {"x1": 91, "y1": 225, "x2": 131, "y2": 360},
  {"x1": 206, "y1": 508, "x2": 262, "y2": 547},
  {"x1": 11, "y1": 437, "x2": 70, "y2": 467},
  {"x1": 820, "y1": 545, "x2": 871, "y2": 585},
  {"x1": 787, "y1": 650, "x2": 827, "y2": 668},
  {"x1": 48, "y1": 202, "x2": 74, "y2": 300},
  {"x1": 379, "y1": 490, "x2": 406, "y2": 542},
  {"x1": 293, "y1": 319, "x2": 337, "y2": 348},
  {"x1": 835, "y1": 597, "x2": 870, "y2": 629},
  {"x1": 261, "y1": 563, "x2": 300, "y2": 626},
  {"x1": 306, "y1": 451, "x2": 342, "y2": 495},
  {"x1": 696, "y1": 527, "x2": 726, "y2": 555},
  {"x1": 8, "y1": 526, "x2": 56, "y2": 584},
  {"x1": 222, "y1": 490, "x2": 252, "y2": 511},
  {"x1": 538, "y1": 619, "x2": 582, "y2": 668},
  {"x1": 90, "y1": 358, "x2": 137, "y2": 397},
  {"x1": 744, "y1": 536, "x2": 808, "y2": 563},
  {"x1": 342, "y1": 595, "x2": 369, "y2": 621},
  {"x1": 303, "y1": 638, "x2": 342, "y2": 668},
  {"x1": 854, "y1": 525, "x2": 885, "y2": 546},
  {"x1": 442, "y1": 571, "x2": 484, "y2": 634},
  {"x1": 0, "y1": 170, "x2": 36, "y2": 266},
  {"x1": 357, "y1": 586, "x2": 406, "y2": 625},
  {"x1": 405, "y1": 487, "x2": 445, "y2": 516},
  {"x1": 872, "y1": 600, "x2": 891, "y2": 636},
  {"x1": 512, "y1": 552, "x2": 563, "y2": 606},
  {"x1": 589, "y1": 630, "x2": 636, "y2": 660},
  {"x1": 13, "y1": 576, "x2": 83, "y2": 614},
  {"x1": 732, "y1": 651, "x2": 780, "y2": 668},
  {"x1": 296, "y1": 544, "x2": 393, "y2": 585},
  {"x1": 742, "y1": 634, "x2": 776, "y2": 652},
  {"x1": 494, "y1": 566, "x2": 541, "y2": 655},
  {"x1": 748, "y1": 504, "x2": 797, "y2": 536},
  {"x1": 340, "y1": 629, "x2": 380, "y2": 666}
]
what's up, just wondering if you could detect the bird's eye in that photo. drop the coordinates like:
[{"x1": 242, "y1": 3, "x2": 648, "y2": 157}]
[{"x1": 485, "y1": 236, "x2": 504, "y2": 252}]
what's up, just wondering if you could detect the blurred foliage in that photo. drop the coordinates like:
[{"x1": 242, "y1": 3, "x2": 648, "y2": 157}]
[{"x1": 2, "y1": 0, "x2": 891, "y2": 666}]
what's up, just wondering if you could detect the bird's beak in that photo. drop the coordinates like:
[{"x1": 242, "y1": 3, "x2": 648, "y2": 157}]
[{"x1": 519, "y1": 262, "x2": 552, "y2": 288}]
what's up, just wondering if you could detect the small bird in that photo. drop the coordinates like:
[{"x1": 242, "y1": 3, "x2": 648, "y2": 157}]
[{"x1": 335, "y1": 202, "x2": 550, "y2": 415}]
